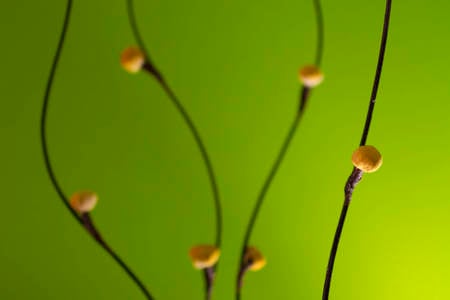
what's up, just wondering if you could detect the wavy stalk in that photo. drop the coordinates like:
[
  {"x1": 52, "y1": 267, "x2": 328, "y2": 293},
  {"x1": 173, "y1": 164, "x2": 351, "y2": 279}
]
[
  {"x1": 236, "y1": 0, "x2": 325, "y2": 297},
  {"x1": 125, "y1": 1, "x2": 223, "y2": 299},
  {"x1": 40, "y1": 1, "x2": 154, "y2": 299}
]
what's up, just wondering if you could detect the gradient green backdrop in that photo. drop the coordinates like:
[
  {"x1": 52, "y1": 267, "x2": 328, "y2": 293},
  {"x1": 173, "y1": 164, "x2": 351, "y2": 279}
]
[{"x1": 2, "y1": 0, "x2": 450, "y2": 299}]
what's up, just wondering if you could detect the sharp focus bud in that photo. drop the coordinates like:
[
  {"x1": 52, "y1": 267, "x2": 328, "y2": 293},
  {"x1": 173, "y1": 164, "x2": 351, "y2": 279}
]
[
  {"x1": 120, "y1": 47, "x2": 145, "y2": 73},
  {"x1": 70, "y1": 191, "x2": 98, "y2": 214},
  {"x1": 189, "y1": 245, "x2": 221, "y2": 270},
  {"x1": 352, "y1": 145, "x2": 383, "y2": 173},
  {"x1": 244, "y1": 246, "x2": 266, "y2": 271},
  {"x1": 299, "y1": 65, "x2": 324, "y2": 88}
]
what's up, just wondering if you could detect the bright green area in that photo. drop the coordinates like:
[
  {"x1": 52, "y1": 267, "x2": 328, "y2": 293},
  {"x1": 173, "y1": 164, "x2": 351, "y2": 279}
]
[{"x1": 2, "y1": 0, "x2": 450, "y2": 299}]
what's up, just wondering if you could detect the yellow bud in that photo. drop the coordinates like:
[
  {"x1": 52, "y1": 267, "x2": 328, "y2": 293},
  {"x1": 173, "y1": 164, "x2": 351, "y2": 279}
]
[
  {"x1": 244, "y1": 246, "x2": 266, "y2": 271},
  {"x1": 120, "y1": 47, "x2": 145, "y2": 73},
  {"x1": 189, "y1": 245, "x2": 221, "y2": 269},
  {"x1": 299, "y1": 65, "x2": 324, "y2": 88},
  {"x1": 70, "y1": 191, "x2": 98, "y2": 214},
  {"x1": 351, "y1": 145, "x2": 383, "y2": 173}
]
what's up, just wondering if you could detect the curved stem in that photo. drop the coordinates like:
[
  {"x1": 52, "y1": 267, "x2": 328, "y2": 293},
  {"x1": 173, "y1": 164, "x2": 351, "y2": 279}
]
[
  {"x1": 126, "y1": 0, "x2": 222, "y2": 248},
  {"x1": 236, "y1": 87, "x2": 310, "y2": 298},
  {"x1": 313, "y1": 0, "x2": 324, "y2": 67},
  {"x1": 40, "y1": 0, "x2": 81, "y2": 226},
  {"x1": 359, "y1": 0, "x2": 392, "y2": 146},
  {"x1": 322, "y1": 1, "x2": 392, "y2": 299},
  {"x1": 156, "y1": 77, "x2": 223, "y2": 248},
  {"x1": 40, "y1": 1, "x2": 155, "y2": 299},
  {"x1": 126, "y1": 2, "x2": 223, "y2": 299}
]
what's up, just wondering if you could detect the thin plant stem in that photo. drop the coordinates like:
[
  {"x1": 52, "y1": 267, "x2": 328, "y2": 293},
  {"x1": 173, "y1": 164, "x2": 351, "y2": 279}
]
[
  {"x1": 322, "y1": 168, "x2": 362, "y2": 299},
  {"x1": 40, "y1": 1, "x2": 155, "y2": 299},
  {"x1": 235, "y1": 0, "x2": 324, "y2": 297},
  {"x1": 359, "y1": 0, "x2": 392, "y2": 146},
  {"x1": 322, "y1": 1, "x2": 392, "y2": 299},
  {"x1": 236, "y1": 87, "x2": 310, "y2": 299},
  {"x1": 126, "y1": 1, "x2": 223, "y2": 299},
  {"x1": 80, "y1": 214, "x2": 155, "y2": 300},
  {"x1": 126, "y1": 0, "x2": 222, "y2": 249},
  {"x1": 40, "y1": 0, "x2": 82, "y2": 227},
  {"x1": 313, "y1": 0, "x2": 324, "y2": 67}
]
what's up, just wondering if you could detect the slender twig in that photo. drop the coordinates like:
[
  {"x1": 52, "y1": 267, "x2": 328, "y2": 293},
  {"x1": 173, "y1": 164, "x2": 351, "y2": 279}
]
[
  {"x1": 80, "y1": 214, "x2": 155, "y2": 300},
  {"x1": 322, "y1": 168, "x2": 362, "y2": 299},
  {"x1": 155, "y1": 77, "x2": 223, "y2": 249},
  {"x1": 126, "y1": 1, "x2": 222, "y2": 298},
  {"x1": 235, "y1": 0, "x2": 324, "y2": 297},
  {"x1": 40, "y1": 0, "x2": 81, "y2": 226},
  {"x1": 126, "y1": 0, "x2": 222, "y2": 249},
  {"x1": 40, "y1": 1, "x2": 154, "y2": 299},
  {"x1": 359, "y1": 0, "x2": 392, "y2": 147},
  {"x1": 322, "y1": 1, "x2": 392, "y2": 299},
  {"x1": 236, "y1": 87, "x2": 310, "y2": 299},
  {"x1": 313, "y1": 0, "x2": 324, "y2": 67}
]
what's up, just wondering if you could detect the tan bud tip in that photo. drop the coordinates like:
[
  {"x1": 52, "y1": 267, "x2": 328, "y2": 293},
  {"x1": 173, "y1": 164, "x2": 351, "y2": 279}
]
[
  {"x1": 299, "y1": 65, "x2": 324, "y2": 88},
  {"x1": 189, "y1": 245, "x2": 221, "y2": 269},
  {"x1": 120, "y1": 47, "x2": 145, "y2": 73},
  {"x1": 244, "y1": 246, "x2": 266, "y2": 271},
  {"x1": 352, "y1": 145, "x2": 383, "y2": 173},
  {"x1": 70, "y1": 191, "x2": 98, "y2": 214}
]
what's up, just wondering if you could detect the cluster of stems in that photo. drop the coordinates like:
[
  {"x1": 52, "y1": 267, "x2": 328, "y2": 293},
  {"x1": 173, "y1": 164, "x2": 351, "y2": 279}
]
[{"x1": 41, "y1": 0, "x2": 392, "y2": 299}]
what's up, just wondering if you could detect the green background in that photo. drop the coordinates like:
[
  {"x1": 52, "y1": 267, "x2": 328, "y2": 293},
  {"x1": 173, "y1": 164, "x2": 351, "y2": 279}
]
[{"x1": 2, "y1": 0, "x2": 450, "y2": 299}]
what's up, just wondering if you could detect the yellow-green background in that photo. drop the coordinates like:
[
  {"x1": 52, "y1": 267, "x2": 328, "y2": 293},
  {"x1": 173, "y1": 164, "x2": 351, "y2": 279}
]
[{"x1": 1, "y1": 0, "x2": 450, "y2": 299}]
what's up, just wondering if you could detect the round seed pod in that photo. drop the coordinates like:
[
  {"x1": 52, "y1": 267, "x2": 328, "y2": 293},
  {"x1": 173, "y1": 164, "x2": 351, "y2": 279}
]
[
  {"x1": 70, "y1": 191, "x2": 98, "y2": 214},
  {"x1": 299, "y1": 65, "x2": 324, "y2": 88},
  {"x1": 351, "y1": 145, "x2": 383, "y2": 173},
  {"x1": 189, "y1": 245, "x2": 221, "y2": 269},
  {"x1": 244, "y1": 246, "x2": 266, "y2": 271},
  {"x1": 120, "y1": 47, "x2": 145, "y2": 73}
]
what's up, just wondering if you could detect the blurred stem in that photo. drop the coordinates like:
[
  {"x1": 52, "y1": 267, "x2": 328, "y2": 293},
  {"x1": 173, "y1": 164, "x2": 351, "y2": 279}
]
[
  {"x1": 313, "y1": 0, "x2": 324, "y2": 67},
  {"x1": 322, "y1": 1, "x2": 392, "y2": 299},
  {"x1": 236, "y1": 87, "x2": 310, "y2": 298},
  {"x1": 40, "y1": 1, "x2": 154, "y2": 299},
  {"x1": 235, "y1": 0, "x2": 325, "y2": 297},
  {"x1": 126, "y1": 0, "x2": 222, "y2": 249},
  {"x1": 126, "y1": 1, "x2": 223, "y2": 299},
  {"x1": 80, "y1": 214, "x2": 155, "y2": 300},
  {"x1": 203, "y1": 267, "x2": 215, "y2": 300},
  {"x1": 321, "y1": 168, "x2": 362, "y2": 299}
]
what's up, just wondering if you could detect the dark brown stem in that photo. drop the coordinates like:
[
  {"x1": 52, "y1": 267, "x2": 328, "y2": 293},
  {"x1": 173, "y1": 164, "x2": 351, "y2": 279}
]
[
  {"x1": 322, "y1": 168, "x2": 363, "y2": 299},
  {"x1": 237, "y1": 262, "x2": 252, "y2": 294},
  {"x1": 236, "y1": 86, "x2": 310, "y2": 298},
  {"x1": 40, "y1": 0, "x2": 81, "y2": 226},
  {"x1": 359, "y1": 0, "x2": 392, "y2": 146},
  {"x1": 127, "y1": 0, "x2": 222, "y2": 249},
  {"x1": 80, "y1": 214, "x2": 155, "y2": 300},
  {"x1": 322, "y1": 1, "x2": 392, "y2": 299},
  {"x1": 126, "y1": 2, "x2": 223, "y2": 298},
  {"x1": 40, "y1": 1, "x2": 155, "y2": 298},
  {"x1": 127, "y1": 0, "x2": 222, "y2": 299},
  {"x1": 203, "y1": 267, "x2": 215, "y2": 300},
  {"x1": 313, "y1": 0, "x2": 324, "y2": 67}
]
